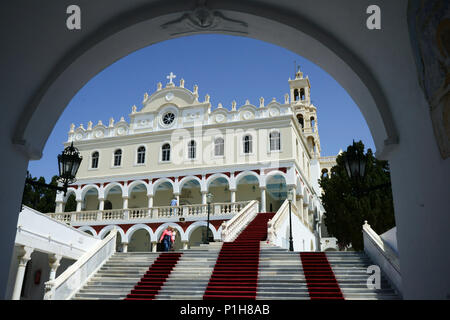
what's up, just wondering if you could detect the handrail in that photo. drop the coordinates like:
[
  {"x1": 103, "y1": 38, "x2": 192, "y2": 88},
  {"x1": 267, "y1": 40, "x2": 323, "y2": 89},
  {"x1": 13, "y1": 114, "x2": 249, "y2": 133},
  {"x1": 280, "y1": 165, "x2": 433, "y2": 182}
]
[
  {"x1": 267, "y1": 199, "x2": 306, "y2": 244},
  {"x1": 43, "y1": 228, "x2": 117, "y2": 300},
  {"x1": 221, "y1": 200, "x2": 258, "y2": 242},
  {"x1": 362, "y1": 221, "x2": 402, "y2": 296},
  {"x1": 362, "y1": 221, "x2": 400, "y2": 272}
]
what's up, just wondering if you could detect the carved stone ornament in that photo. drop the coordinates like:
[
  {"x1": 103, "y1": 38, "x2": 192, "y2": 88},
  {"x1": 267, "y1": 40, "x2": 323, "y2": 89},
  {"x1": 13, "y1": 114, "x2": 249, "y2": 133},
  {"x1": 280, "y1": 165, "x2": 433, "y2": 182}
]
[{"x1": 161, "y1": 5, "x2": 248, "y2": 36}]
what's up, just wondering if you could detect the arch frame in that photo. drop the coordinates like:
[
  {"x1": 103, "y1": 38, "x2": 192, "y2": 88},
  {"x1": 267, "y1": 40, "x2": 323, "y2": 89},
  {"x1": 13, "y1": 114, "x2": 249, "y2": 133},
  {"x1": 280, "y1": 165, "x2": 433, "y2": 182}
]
[
  {"x1": 184, "y1": 221, "x2": 220, "y2": 242},
  {"x1": 98, "y1": 225, "x2": 126, "y2": 242},
  {"x1": 126, "y1": 223, "x2": 155, "y2": 243},
  {"x1": 154, "y1": 223, "x2": 186, "y2": 242}
]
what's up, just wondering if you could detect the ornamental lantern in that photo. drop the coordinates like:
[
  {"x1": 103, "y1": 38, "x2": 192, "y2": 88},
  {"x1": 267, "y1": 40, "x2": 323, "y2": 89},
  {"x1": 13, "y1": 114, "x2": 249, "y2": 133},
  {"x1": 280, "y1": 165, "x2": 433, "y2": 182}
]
[{"x1": 57, "y1": 142, "x2": 82, "y2": 194}]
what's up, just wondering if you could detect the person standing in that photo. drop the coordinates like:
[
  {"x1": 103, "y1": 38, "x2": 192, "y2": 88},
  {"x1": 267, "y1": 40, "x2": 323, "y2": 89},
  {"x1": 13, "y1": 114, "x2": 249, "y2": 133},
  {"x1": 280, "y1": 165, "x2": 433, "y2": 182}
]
[
  {"x1": 170, "y1": 196, "x2": 178, "y2": 216},
  {"x1": 159, "y1": 227, "x2": 174, "y2": 252}
]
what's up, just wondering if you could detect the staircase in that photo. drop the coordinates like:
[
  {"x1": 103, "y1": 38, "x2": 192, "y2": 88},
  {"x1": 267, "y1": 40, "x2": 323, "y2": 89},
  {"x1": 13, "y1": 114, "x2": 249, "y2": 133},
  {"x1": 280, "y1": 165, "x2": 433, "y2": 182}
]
[
  {"x1": 72, "y1": 252, "x2": 159, "y2": 300},
  {"x1": 203, "y1": 212, "x2": 275, "y2": 300},
  {"x1": 71, "y1": 213, "x2": 399, "y2": 300}
]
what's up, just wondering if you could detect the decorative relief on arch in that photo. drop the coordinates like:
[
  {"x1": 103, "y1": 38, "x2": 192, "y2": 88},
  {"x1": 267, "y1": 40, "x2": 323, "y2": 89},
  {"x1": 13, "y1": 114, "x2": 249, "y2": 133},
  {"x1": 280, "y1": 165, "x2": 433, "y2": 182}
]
[{"x1": 161, "y1": 5, "x2": 248, "y2": 36}]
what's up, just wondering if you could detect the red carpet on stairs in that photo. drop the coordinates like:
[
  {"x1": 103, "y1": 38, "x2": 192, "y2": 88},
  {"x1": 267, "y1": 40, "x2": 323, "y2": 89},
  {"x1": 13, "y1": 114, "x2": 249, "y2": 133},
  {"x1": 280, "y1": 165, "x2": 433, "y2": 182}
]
[
  {"x1": 203, "y1": 212, "x2": 275, "y2": 300},
  {"x1": 300, "y1": 252, "x2": 344, "y2": 300},
  {"x1": 124, "y1": 252, "x2": 182, "y2": 300}
]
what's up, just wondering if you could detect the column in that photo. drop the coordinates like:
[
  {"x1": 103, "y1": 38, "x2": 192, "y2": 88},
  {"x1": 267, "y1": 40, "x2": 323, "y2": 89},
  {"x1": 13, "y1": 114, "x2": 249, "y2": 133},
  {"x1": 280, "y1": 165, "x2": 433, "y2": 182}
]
[
  {"x1": 260, "y1": 187, "x2": 266, "y2": 212},
  {"x1": 122, "y1": 196, "x2": 129, "y2": 220},
  {"x1": 122, "y1": 242, "x2": 128, "y2": 253},
  {"x1": 76, "y1": 200, "x2": 82, "y2": 212},
  {"x1": 147, "y1": 195, "x2": 153, "y2": 217},
  {"x1": 98, "y1": 198, "x2": 105, "y2": 211},
  {"x1": 12, "y1": 246, "x2": 34, "y2": 300},
  {"x1": 122, "y1": 196, "x2": 128, "y2": 209},
  {"x1": 55, "y1": 201, "x2": 64, "y2": 213},
  {"x1": 230, "y1": 189, "x2": 236, "y2": 213},
  {"x1": 148, "y1": 195, "x2": 153, "y2": 208},
  {"x1": 230, "y1": 189, "x2": 236, "y2": 203},
  {"x1": 151, "y1": 241, "x2": 158, "y2": 252},
  {"x1": 182, "y1": 241, "x2": 189, "y2": 250},
  {"x1": 48, "y1": 254, "x2": 62, "y2": 281}
]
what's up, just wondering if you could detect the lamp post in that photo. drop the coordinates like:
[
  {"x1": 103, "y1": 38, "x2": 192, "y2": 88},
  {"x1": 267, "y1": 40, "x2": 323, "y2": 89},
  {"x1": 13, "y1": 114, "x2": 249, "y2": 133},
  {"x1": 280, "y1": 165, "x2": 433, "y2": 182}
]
[
  {"x1": 25, "y1": 142, "x2": 82, "y2": 196},
  {"x1": 203, "y1": 192, "x2": 213, "y2": 244},
  {"x1": 342, "y1": 141, "x2": 390, "y2": 197},
  {"x1": 287, "y1": 188, "x2": 294, "y2": 252}
]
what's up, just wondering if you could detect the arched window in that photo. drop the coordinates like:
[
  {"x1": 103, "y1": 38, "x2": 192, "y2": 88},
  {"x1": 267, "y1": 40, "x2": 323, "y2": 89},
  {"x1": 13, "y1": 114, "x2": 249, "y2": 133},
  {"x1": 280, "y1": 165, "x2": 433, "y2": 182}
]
[
  {"x1": 243, "y1": 135, "x2": 252, "y2": 154},
  {"x1": 161, "y1": 143, "x2": 171, "y2": 162},
  {"x1": 297, "y1": 114, "x2": 304, "y2": 129},
  {"x1": 113, "y1": 149, "x2": 122, "y2": 166},
  {"x1": 294, "y1": 89, "x2": 299, "y2": 101},
  {"x1": 300, "y1": 88, "x2": 305, "y2": 100},
  {"x1": 269, "y1": 131, "x2": 281, "y2": 151},
  {"x1": 137, "y1": 146, "x2": 145, "y2": 164},
  {"x1": 310, "y1": 116, "x2": 315, "y2": 132},
  {"x1": 188, "y1": 140, "x2": 196, "y2": 159},
  {"x1": 91, "y1": 151, "x2": 99, "y2": 169},
  {"x1": 214, "y1": 137, "x2": 224, "y2": 156}
]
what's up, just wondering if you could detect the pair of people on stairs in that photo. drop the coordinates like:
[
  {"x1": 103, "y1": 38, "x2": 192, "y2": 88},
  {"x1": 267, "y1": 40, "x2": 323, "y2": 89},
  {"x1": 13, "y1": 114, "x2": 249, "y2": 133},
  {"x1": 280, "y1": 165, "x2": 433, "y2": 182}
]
[{"x1": 159, "y1": 227, "x2": 176, "y2": 252}]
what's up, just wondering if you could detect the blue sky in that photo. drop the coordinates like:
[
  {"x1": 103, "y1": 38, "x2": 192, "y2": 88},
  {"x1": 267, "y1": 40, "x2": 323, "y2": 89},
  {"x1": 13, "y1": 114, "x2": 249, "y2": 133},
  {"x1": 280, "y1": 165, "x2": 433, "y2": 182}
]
[{"x1": 28, "y1": 34, "x2": 374, "y2": 181}]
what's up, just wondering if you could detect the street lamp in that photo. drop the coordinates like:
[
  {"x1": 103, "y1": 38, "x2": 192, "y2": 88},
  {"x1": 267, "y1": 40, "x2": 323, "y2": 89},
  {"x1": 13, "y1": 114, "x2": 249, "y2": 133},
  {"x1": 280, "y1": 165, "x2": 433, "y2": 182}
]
[
  {"x1": 287, "y1": 188, "x2": 294, "y2": 252},
  {"x1": 25, "y1": 142, "x2": 82, "y2": 196},
  {"x1": 343, "y1": 142, "x2": 366, "y2": 185},
  {"x1": 342, "y1": 141, "x2": 390, "y2": 196},
  {"x1": 203, "y1": 192, "x2": 213, "y2": 244}
]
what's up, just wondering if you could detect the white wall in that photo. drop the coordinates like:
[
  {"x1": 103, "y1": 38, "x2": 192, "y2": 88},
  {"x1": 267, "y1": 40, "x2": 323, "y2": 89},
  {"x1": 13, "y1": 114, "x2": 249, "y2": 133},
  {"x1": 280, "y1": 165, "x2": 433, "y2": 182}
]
[{"x1": 272, "y1": 210, "x2": 316, "y2": 252}]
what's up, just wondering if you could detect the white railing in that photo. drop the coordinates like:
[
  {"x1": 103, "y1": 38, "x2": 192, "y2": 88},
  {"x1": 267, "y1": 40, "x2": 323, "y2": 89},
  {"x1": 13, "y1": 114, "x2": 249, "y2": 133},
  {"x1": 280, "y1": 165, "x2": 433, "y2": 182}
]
[
  {"x1": 362, "y1": 221, "x2": 402, "y2": 296},
  {"x1": 221, "y1": 200, "x2": 259, "y2": 242},
  {"x1": 267, "y1": 199, "x2": 314, "y2": 247},
  {"x1": 43, "y1": 228, "x2": 117, "y2": 300},
  {"x1": 16, "y1": 206, "x2": 100, "y2": 260},
  {"x1": 267, "y1": 199, "x2": 297, "y2": 244},
  {"x1": 49, "y1": 201, "x2": 250, "y2": 224}
]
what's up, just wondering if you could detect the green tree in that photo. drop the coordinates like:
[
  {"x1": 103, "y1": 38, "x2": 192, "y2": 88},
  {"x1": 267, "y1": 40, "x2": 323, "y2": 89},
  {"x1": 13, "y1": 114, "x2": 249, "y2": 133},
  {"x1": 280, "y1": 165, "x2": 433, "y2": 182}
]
[
  {"x1": 319, "y1": 141, "x2": 396, "y2": 251},
  {"x1": 22, "y1": 172, "x2": 59, "y2": 213}
]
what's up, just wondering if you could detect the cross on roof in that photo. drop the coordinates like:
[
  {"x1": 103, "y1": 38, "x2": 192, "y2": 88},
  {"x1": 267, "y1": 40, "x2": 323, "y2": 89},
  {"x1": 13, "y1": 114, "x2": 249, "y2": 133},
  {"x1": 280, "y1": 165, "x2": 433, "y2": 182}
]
[{"x1": 166, "y1": 72, "x2": 176, "y2": 84}]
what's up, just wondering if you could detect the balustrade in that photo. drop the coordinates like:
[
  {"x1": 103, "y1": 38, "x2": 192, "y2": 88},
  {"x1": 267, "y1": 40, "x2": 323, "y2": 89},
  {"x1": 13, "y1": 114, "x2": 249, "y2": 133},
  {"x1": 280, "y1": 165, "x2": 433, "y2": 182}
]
[{"x1": 48, "y1": 201, "x2": 250, "y2": 224}]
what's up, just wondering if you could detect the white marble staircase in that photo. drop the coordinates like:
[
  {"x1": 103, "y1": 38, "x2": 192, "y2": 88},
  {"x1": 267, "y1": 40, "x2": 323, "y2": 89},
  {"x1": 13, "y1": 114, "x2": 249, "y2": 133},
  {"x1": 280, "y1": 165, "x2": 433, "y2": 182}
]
[{"x1": 72, "y1": 242, "x2": 399, "y2": 300}]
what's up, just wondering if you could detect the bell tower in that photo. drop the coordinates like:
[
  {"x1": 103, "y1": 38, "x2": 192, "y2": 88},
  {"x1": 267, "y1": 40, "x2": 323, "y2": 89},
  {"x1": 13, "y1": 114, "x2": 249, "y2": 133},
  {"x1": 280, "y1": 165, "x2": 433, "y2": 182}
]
[
  {"x1": 289, "y1": 67, "x2": 320, "y2": 158},
  {"x1": 289, "y1": 66, "x2": 311, "y2": 105}
]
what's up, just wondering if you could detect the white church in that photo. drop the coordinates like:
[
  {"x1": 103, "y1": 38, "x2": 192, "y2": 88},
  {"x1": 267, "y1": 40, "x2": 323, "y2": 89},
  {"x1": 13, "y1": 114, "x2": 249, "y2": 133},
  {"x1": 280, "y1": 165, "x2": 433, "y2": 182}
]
[{"x1": 50, "y1": 69, "x2": 337, "y2": 252}]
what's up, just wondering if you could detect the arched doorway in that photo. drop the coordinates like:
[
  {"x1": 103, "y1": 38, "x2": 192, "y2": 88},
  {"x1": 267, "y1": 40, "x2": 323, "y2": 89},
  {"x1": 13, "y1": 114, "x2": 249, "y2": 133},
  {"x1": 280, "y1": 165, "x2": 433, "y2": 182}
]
[
  {"x1": 153, "y1": 181, "x2": 174, "y2": 207},
  {"x1": 83, "y1": 187, "x2": 99, "y2": 211},
  {"x1": 128, "y1": 229, "x2": 151, "y2": 252},
  {"x1": 265, "y1": 174, "x2": 287, "y2": 213},
  {"x1": 236, "y1": 173, "x2": 260, "y2": 206},
  {"x1": 104, "y1": 185, "x2": 123, "y2": 209},
  {"x1": 179, "y1": 179, "x2": 202, "y2": 205},
  {"x1": 128, "y1": 183, "x2": 148, "y2": 209},
  {"x1": 208, "y1": 176, "x2": 231, "y2": 203}
]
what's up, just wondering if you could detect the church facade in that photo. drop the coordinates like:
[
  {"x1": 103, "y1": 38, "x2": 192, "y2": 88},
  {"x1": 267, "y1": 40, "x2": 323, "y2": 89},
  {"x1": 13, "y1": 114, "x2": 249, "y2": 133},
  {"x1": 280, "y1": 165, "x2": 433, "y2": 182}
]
[{"x1": 50, "y1": 70, "x2": 337, "y2": 252}]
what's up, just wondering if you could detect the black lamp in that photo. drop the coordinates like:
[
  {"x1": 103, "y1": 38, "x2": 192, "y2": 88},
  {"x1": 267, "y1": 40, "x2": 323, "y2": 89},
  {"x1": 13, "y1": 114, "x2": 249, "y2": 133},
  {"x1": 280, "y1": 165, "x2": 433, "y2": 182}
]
[{"x1": 26, "y1": 142, "x2": 82, "y2": 196}]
